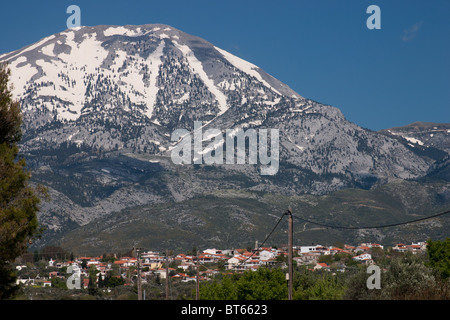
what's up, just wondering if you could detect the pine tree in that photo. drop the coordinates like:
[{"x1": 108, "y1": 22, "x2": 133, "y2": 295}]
[{"x1": 0, "y1": 62, "x2": 41, "y2": 299}]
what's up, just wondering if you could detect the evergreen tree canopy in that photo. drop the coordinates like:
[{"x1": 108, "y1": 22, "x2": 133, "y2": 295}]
[
  {"x1": 427, "y1": 238, "x2": 450, "y2": 279},
  {"x1": 0, "y1": 62, "x2": 41, "y2": 299}
]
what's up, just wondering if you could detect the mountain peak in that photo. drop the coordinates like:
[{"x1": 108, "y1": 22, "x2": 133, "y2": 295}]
[
  {"x1": 1, "y1": 23, "x2": 301, "y2": 125},
  {"x1": 0, "y1": 23, "x2": 436, "y2": 193}
]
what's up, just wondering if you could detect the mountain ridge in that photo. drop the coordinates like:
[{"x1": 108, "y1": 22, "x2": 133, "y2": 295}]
[{"x1": 0, "y1": 23, "x2": 448, "y2": 251}]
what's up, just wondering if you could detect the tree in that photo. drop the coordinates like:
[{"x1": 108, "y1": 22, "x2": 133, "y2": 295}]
[
  {"x1": 344, "y1": 251, "x2": 450, "y2": 300},
  {"x1": 293, "y1": 268, "x2": 346, "y2": 300},
  {"x1": 236, "y1": 267, "x2": 287, "y2": 300},
  {"x1": 426, "y1": 238, "x2": 450, "y2": 279},
  {"x1": 200, "y1": 274, "x2": 238, "y2": 300},
  {"x1": 382, "y1": 252, "x2": 439, "y2": 299},
  {"x1": 200, "y1": 268, "x2": 287, "y2": 300},
  {"x1": 0, "y1": 62, "x2": 42, "y2": 299},
  {"x1": 41, "y1": 246, "x2": 67, "y2": 260},
  {"x1": 318, "y1": 254, "x2": 333, "y2": 265},
  {"x1": 107, "y1": 275, "x2": 125, "y2": 288},
  {"x1": 51, "y1": 276, "x2": 68, "y2": 289},
  {"x1": 88, "y1": 266, "x2": 99, "y2": 296}
]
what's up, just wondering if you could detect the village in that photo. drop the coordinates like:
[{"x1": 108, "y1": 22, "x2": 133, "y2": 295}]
[{"x1": 13, "y1": 241, "x2": 428, "y2": 290}]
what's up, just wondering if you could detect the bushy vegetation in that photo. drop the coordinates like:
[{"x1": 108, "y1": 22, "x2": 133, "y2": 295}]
[{"x1": 200, "y1": 239, "x2": 450, "y2": 300}]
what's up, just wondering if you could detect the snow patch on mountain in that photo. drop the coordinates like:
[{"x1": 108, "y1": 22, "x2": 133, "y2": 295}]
[
  {"x1": 61, "y1": 30, "x2": 108, "y2": 74},
  {"x1": 5, "y1": 34, "x2": 56, "y2": 62},
  {"x1": 8, "y1": 57, "x2": 38, "y2": 98},
  {"x1": 103, "y1": 26, "x2": 143, "y2": 37},
  {"x1": 214, "y1": 46, "x2": 281, "y2": 96},
  {"x1": 174, "y1": 41, "x2": 229, "y2": 115},
  {"x1": 145, "y1": 40, "x2": 165, "y2": 119}
]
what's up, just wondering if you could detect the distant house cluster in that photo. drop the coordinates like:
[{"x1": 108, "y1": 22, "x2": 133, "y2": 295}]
[
  {"x1": 15, "y1": 241, "x2": 429, "y2": 288},
  {"x1": 226, "y1": 241, "x2": 427, "y2": 271}
]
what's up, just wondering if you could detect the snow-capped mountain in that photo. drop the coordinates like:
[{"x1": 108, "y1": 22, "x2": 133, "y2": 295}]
[
  {"x1": 1, "y1": 24, "x2": 433, "y2": 181},
  {"x1": 1, "y1": 24, "x2": 447, "y2": 248},
  {"x1": 1, "y1": 24, "x2": 299, "y2": 154}
]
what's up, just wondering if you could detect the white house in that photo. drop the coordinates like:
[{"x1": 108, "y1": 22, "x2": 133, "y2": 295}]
[
  {"x1": 313, "y1": 263, "x2": 330, "y2": 271},
  {"x1": 353, "y1": 253, "x2": 373, "y2": 265},
  {"x1": 155, "y1": 268, "x2": 168, "y2": 279},
  {"x1": 259, "y1": 250, "x2": 276, "y2": 261},
  {"x1": 87, "y1": 259, "x2": 100, "y2": 267},
  {"x1": 298, "y1": 245, "x2": 329, "y2": 255},
  {"x1": 16, "y1": 278, "x2": 34, "y2": 286},
  {"x1": 299, "y1": 246, "x2": 318, "y2": 254},
  {"x1": 227, "y1": 256, "x2": 246, "y2": 270},
  {"x1": 203, "y1": 248, "x2": 223, "y2": 255},
  {"x1": 393, "y1": 244, "x2": 407, "y2": 252},
  {"x1": 178, "y1": 263, "x2": 194, "y2": 271}
]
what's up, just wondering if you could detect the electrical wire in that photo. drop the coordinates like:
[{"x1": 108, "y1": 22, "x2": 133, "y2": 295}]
[
  {"x1": 24, "y1": 209, "x2": 450, "y2": 268},
  {"x1": 293, "y1": 209, "x2": 450, "y2": 230},
  {"x1": 231, "y1": 208, "x2": 450, "y2": 271},
  {"x1": 236, "y1": 209, "x2": 289, "y2": 267}
]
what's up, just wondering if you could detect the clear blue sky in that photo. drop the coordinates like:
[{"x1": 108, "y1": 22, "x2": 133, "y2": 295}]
[{"x1": 0, "y1": 0, "x2": 448, "y2": 130}]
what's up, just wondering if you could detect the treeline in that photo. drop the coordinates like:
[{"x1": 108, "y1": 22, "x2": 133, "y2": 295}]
[
  {"x1": 18, "y1": 246, "x2": 71, "y2": 263},
  {"x1": 17, "y1": 246, "x2": 134, "y2": 264}
]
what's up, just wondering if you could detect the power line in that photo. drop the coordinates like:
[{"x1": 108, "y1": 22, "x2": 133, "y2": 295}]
[
  {"x1": 232, "y1": 207, "x2": 450, "y2": 269},
  {"x1": 293, "y1": 209, "x2": 450, "y2": 230},
  {"x1": 237, "y1": 209, "x2": 289, "y2": 267}
]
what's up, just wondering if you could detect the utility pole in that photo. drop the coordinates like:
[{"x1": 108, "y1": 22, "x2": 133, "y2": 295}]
[
  {"x1": 165, "y1": 249, "x2": 170, "y2": 300},
  {"x1": 137, "y1": 249, "x2": 142, "y2": 300},
  {"x1": 287, "y1": 207, "x2": 293, "y2": 300},
  {"x1": 196, "y1": 253, "x2": 200, "y2": 300}
]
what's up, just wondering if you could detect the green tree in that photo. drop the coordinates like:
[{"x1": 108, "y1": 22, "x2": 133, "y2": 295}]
[
  {"x1": 298, "y1": 276, "x2": 346, "y2": 300},
  {"x1": 41, "y1": 245, "x2": 67, "y2": 260},
  {"x1": 426, "y1": 238, "x2": 450, "y2": 279},
  {"x1": 107, "y1": 275, "x2": 125, "y2": 288},
  {"x1": 318, "y1": 254, "x2": 333, "y2": 265},
  {"x1": 51, "y1": 276, "x2": 68, "y2": 289},
  {"x1": 236, "y1": 267, "x2": 287, "y2": 300},
  {"x1": 0, "y1": 62, "x2": 42, "y2": 300},
  {"x1": 87, "y1": 266, "x2": 99, "y2": 296},
  {"x1": 200, "y1": 268, "x2": 287, "y2": 300},
  {"x1": 293, "y1": 268, "x2": 346, "y2": 300},
  {"x1": 345, "y1": 252, "x2": 450, "y2": 300},
  {"x1": 200, "y1": 273, "x2": 240, "y2": 300}
]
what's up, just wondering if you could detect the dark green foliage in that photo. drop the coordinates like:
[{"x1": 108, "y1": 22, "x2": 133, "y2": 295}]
[
  {"x1": 0, "y1": 62, "x2": 42, "y2": 299},
  {"x1": 426, "y1": 238, "x2": 450, "y2": 279},
  {"x1": 0, "y1": 64, "x2": 21, "y2": 146},
  {"x1": 200, "y1": 267, "x2": 287, "y2": 300},
  {"x1": 293, "y1": 269, "x2": 346, "y2": 300},
  {"x1": 200, "y1": 267, "x2": 346, "y2": 300},
  {"x1": 345, "y1": 251, "x2": 450, "y2": 300}
]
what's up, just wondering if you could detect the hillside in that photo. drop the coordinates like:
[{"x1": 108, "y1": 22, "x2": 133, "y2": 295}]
[{"x1": 54, "y1": 178, "x2": 450, "y2": 255}]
